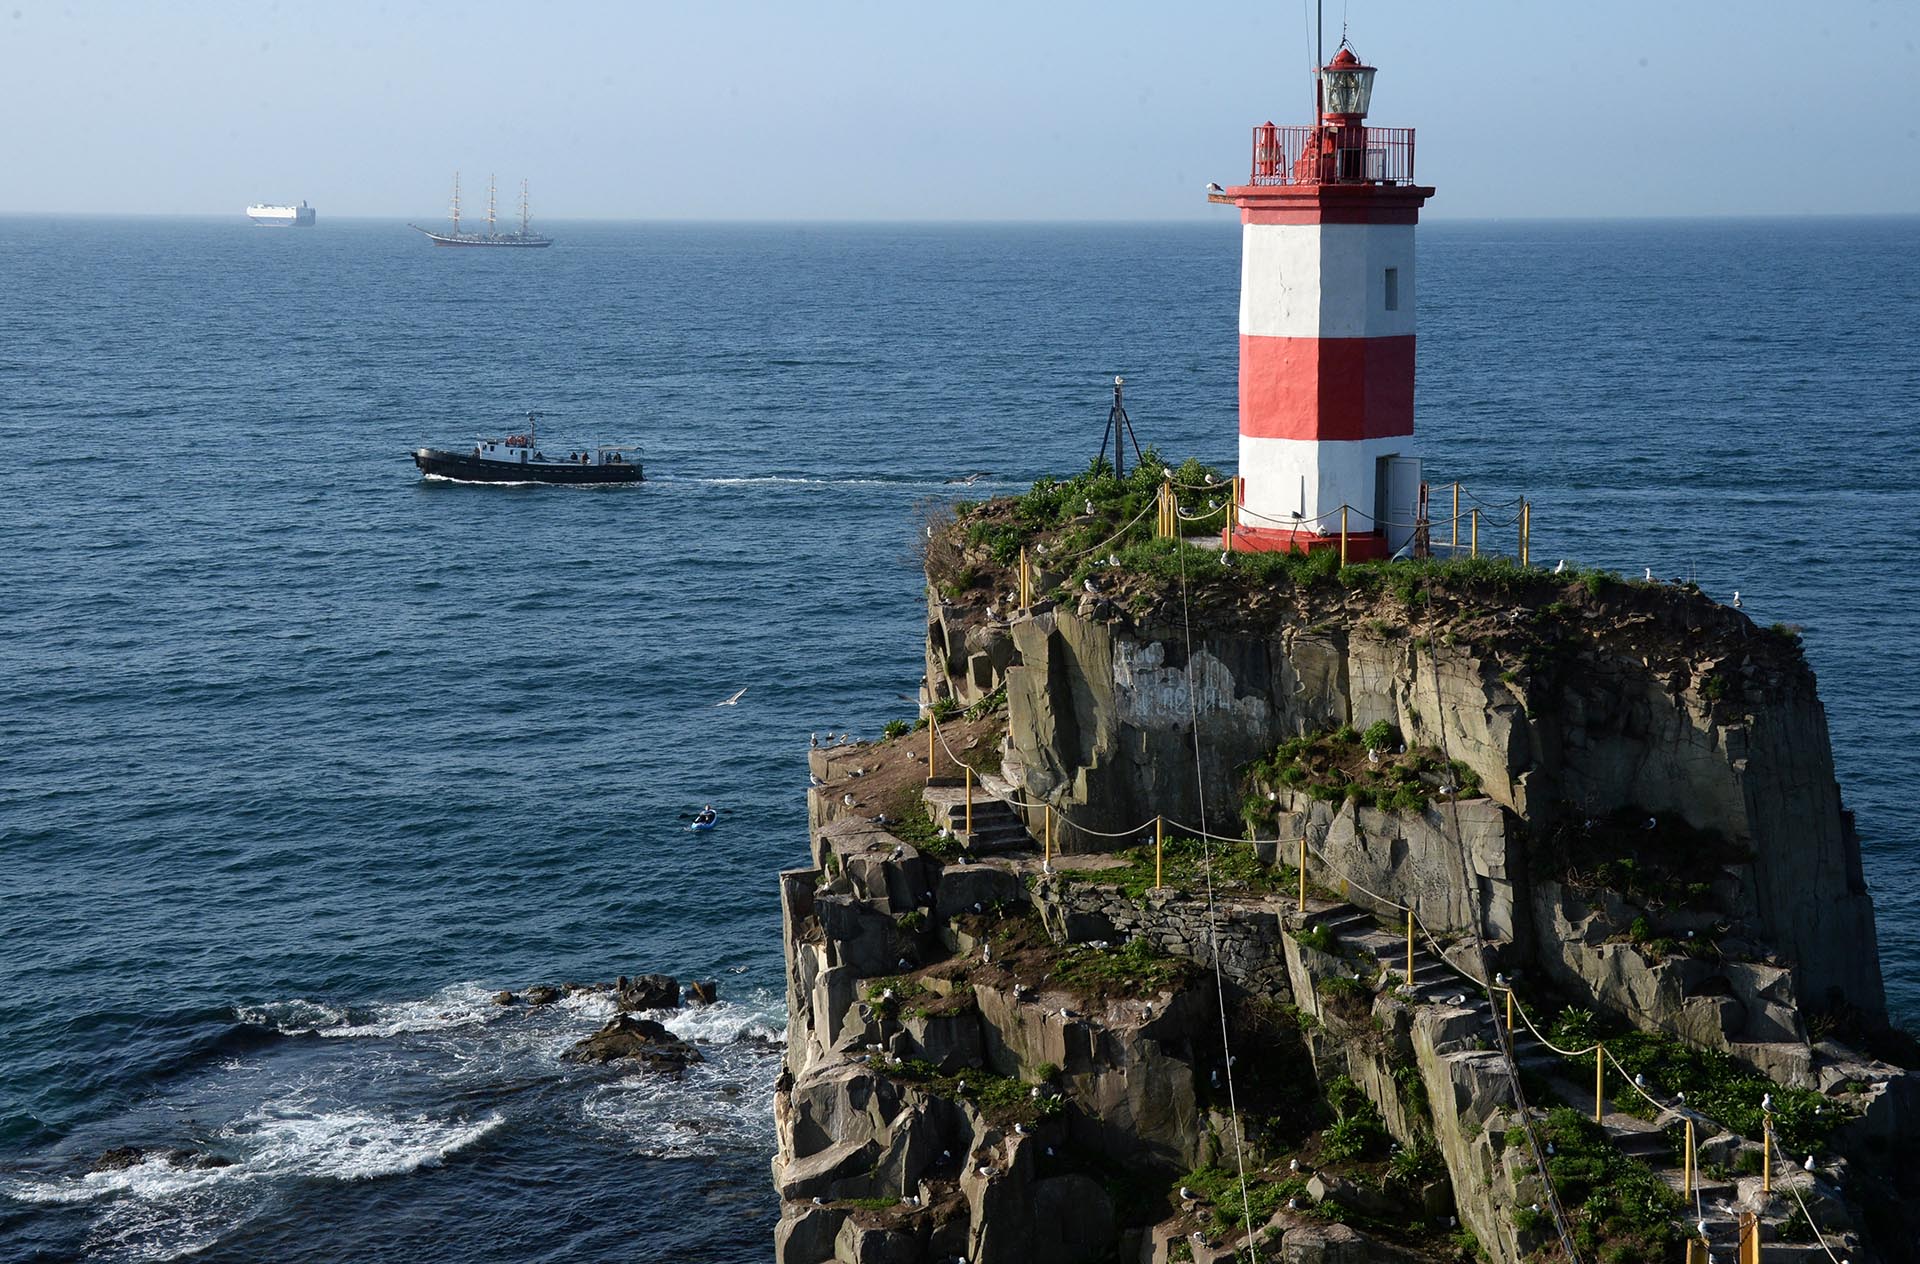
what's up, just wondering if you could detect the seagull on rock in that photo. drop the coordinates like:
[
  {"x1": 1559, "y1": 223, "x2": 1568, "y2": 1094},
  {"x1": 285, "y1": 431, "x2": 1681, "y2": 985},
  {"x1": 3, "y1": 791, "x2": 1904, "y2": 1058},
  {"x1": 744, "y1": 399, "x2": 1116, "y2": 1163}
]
[
  {"x1": 1180, "y1": 1186, "x2": 1196, "y2": 1201},
  {"x1": 1804, "y1": 1154, "x2": 1816, "y2": 1171},
  {"x1": 1553, "y1": 559, "x2": 1567, "y2": 575}
]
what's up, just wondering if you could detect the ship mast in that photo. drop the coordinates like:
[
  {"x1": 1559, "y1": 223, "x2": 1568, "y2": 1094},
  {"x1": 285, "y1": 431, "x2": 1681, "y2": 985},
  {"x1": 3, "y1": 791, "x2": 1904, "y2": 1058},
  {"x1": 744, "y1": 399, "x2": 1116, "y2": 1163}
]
[
  {"x1": 487, "y1": 173, "x2": 497, "y2": 237},
  {"x1": 450, "y1": 171, "x2": 462, "y2": 236},
  {"x1": 520, "y1": 179, "x2": 531, "y2": 237}
]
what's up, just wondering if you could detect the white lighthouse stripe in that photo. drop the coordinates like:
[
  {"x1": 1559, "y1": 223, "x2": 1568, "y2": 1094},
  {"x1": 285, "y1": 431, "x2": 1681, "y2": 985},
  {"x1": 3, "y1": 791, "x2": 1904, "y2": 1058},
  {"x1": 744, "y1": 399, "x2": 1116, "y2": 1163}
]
[
  {"x1": 1239, "y1": 223, "x2": 1416, "y2": 340},
  {"x1": 1238, "y1": 433, "x2": 1414, "y2": 533}
]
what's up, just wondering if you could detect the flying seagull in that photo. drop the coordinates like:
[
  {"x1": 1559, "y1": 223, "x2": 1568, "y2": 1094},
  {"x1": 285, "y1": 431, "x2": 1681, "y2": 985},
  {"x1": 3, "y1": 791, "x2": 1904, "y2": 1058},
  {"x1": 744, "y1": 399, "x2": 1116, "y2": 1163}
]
[
  {"x1": 1206, "y1": 182, "x2": 1225, "y2": 193},
  {"x1": 716, "y1": 687, "x2": 747, "y2": 706}
]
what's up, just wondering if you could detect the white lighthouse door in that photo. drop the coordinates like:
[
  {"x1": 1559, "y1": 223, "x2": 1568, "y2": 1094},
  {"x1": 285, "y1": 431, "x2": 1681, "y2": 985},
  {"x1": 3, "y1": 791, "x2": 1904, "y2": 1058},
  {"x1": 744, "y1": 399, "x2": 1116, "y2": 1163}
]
[{"x1": 1380, "y1": 456, "x2": 1423, "y2": 554}]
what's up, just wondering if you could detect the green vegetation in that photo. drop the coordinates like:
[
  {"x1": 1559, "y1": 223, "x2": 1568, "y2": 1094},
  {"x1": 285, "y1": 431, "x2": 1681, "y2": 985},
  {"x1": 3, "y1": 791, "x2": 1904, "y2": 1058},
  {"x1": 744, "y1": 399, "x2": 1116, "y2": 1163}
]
[
  {"x1": 1291, "y1": 922, "x2": 1337, "y2": 954},
  {"x1": 1177, "y1": 1164, "x2": 1307, "y2": 1236},
  {"x1": 1318, "y1": 1074, "x2": 1388, "y2": 1161},
  {"x1": 886, "y1": 1058, "x2": 1066, "y2": 1119},
  {"x1": 1546, "y1": 1005, "x2": 1844, "y2": 1154},
  {"x1": 1081, "y1": 834, "x2": 1280, "y2": 900},
  {"x1": 1535, "y1": 1107, "x2": 1681, "y2": 1259},
  {"x1": 881, "y1": 718, "x2": 912, "y2": 740},
  {"x1": 1048, "y1": 936, "x2": 1191, "y2": 1000},
  {"x1": 841, "y1": 1197, "x2": 898, "y2": 1212},
  {"x1": 881, "y1": 790, "x2": 962, "y2": 861},
  {"x1": 928, "y1": 695, "x2": 962, "y2": 722},
  {"x1": 963, "y1": 685, "x2": 1007, "y2": 720},
  {"x1": 1241, "y1": 728, "x2": 1479, "y2": 824}
]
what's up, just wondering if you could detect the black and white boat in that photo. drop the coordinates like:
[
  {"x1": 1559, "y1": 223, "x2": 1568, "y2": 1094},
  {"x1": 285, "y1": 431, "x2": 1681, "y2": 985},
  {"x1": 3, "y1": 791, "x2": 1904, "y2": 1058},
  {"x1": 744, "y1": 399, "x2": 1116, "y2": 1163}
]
[{"x1": 412, "y1": 413, "x2": 642, "y2": 485}]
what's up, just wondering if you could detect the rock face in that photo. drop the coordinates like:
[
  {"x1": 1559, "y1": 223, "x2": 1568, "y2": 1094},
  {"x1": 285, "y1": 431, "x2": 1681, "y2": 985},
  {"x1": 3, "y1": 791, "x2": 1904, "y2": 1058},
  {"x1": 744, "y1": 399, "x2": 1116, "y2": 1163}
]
[
  {"x1": 988, "y1": 593, "x2": 1884, "y2": 1026},
  {"x1": 775, "y1": 559, "x2": 1912, "y2": 1263}
]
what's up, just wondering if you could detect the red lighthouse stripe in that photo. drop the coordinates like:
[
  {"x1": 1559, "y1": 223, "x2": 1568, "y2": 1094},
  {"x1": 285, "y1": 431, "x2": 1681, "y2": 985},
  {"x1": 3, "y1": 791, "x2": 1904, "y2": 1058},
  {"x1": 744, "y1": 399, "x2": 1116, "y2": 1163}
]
[{"x1": 1238, "y1": 334, "x2": 1414, "y2": 441}]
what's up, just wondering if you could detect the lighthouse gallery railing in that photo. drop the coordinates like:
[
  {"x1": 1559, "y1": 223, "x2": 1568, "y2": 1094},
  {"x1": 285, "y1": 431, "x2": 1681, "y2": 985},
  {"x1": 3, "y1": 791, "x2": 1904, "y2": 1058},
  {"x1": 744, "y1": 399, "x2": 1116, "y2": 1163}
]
[{"x1": 1249, "y1": 124, "x2": 1416, "y2": 187}]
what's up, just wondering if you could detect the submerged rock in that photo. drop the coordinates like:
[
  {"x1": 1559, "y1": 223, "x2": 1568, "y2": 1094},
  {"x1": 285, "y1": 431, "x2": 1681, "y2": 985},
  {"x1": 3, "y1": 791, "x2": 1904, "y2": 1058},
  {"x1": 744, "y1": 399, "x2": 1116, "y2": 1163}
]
[
  {"x1": 92, "y1": 1146, "x2": 232, "y2": 1173},
  {"x1": 523, "y1": 985, "x2": 561, "y2": 1006},
  {"x1": 687, "y1": 979, "x2": 719, "y2": 1006},
  {"x1": 490, "y1": 990, "x2": 516, "y2": 1006},
  {"x1": 563, "y1": 1014, "x2": 702, "y2": 1070}
]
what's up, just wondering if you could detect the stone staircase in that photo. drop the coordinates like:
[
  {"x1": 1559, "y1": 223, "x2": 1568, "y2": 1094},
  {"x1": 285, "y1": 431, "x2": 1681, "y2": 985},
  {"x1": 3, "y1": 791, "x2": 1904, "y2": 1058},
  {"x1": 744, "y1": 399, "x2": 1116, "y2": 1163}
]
[
  {"x1": 1305, "y1": 900, "x2": 1856, "y2": 1260},
  {"x1": 923, "y1": 786, "x2": 1035, "y2": 856}
]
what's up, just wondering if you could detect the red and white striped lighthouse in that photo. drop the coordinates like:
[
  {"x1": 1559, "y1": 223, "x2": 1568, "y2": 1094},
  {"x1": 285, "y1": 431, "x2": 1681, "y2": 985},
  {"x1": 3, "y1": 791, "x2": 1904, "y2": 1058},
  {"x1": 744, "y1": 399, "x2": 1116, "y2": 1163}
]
[{"x1": 1213, "y1": 46, "x2": 1435, "y2": 559}]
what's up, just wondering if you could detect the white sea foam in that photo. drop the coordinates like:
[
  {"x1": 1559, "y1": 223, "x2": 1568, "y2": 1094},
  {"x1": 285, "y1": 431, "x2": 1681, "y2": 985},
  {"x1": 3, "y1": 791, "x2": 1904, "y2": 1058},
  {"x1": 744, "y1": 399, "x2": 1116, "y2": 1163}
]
[
  {"x1": 234, "y1": 997, "x2": 351, "y2": 1034},
  {"x1": 315, "y1": 981, "x2": 505, "y2": 1039},
  {"x1": 4, "y1": 1152, "x2": 236, "y2": 1207},
  {"x1": 240, "y1": 1107, "x2": 503, "y2": 1182}
]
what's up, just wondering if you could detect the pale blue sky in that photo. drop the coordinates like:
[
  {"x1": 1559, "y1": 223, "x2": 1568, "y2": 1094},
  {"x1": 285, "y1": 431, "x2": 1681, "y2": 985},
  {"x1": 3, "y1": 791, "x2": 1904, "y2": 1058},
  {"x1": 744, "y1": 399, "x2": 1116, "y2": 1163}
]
[{"x1": 2, "y1": 0, "x2": 1914, "y2": 219}]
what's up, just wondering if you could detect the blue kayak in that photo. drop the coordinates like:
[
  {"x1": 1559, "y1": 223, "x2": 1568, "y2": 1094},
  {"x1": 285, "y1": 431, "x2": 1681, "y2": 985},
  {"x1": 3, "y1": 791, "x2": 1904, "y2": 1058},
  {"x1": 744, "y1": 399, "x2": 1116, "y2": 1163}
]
[{"x1": 688, "y1": 813, "x2": 719, "y2": 832}]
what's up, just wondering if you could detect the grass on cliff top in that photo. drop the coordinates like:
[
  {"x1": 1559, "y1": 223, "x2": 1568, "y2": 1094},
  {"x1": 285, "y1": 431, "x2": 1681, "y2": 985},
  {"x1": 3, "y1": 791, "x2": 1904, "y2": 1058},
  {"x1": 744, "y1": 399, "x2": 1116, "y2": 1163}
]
[
  {"x1": 1240, "y1": 723, "x2": 1481, "y2": 829},
  {"x1": 1546, "y1": 1006, "x2": 1845, "y2": 1154},
  {"x1": 883, "y1": 1057, "x2": 1065, "y2": 1122},
  {"x1": 1046, "y1": 936, "x2": 1196, "y2": 1002},
  {"x1": 1074, "y1": 835, "x2": 1284, "y2": 901}
]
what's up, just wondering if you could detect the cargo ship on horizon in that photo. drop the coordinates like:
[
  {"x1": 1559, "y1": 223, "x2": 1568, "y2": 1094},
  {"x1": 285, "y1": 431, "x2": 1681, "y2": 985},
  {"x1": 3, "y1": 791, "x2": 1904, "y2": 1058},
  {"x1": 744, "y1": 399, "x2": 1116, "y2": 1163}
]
[
  {"x1": 409, "y1": 173, "x2": 551, "y2": 248},
  {"x1": 246, "y1": 201, "x2": 315, "y2": 227}
]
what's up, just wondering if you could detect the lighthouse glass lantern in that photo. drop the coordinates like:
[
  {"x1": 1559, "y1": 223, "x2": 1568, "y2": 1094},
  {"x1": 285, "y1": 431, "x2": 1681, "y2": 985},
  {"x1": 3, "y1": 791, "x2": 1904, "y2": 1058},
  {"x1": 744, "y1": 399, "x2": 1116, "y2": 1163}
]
[{"x1": 1320, "y1": 50, "x2": 1375, "y2": 118}]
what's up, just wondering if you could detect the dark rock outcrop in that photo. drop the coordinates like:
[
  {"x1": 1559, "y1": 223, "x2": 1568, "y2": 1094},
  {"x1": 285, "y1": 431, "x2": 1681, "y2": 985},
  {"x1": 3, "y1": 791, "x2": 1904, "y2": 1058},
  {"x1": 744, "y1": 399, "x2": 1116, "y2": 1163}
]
[{"x1": 563, "y1": 1014, "x2": 702, "y2": 1070}]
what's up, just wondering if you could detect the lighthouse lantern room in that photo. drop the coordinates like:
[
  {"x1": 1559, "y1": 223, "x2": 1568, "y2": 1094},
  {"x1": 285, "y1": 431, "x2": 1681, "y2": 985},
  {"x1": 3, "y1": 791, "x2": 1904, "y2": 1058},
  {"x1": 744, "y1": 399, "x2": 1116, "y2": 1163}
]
[{"x1": 1212, "y1": 44, "x2": 1435, "y2": 559}]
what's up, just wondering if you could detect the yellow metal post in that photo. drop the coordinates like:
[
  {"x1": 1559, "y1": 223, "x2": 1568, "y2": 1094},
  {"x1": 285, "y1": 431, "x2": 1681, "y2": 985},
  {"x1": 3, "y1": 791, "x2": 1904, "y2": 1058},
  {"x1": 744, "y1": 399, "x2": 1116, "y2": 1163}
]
[
  {"x1": 1686, "y1": 1237, "x2": 1707, "y2": 1264},
  {"x1": 1043, "y1": 804, "x2": 1053, "y2": 867},
  {"x1": 927, "y1": 717, "x2": 936, "y2": 781},
  {"x1": 964, "y1": 765, "x2": 973, "y2": 838},
  {"x1": 1762, "y1": 1118, "x2": 1772, "y2": 1196},
  {"x1": 1451, "y1": 482, "x2": 1460, "y2": 552},
  {"x1": 1595, "y1": 1043, "x2": 1605, "y2": 1123},
  {"x1": 1520, "y1": 501, "x2": 1531, "y2": 568},
  {"x1": 1340, "y1": 506, "x2": 1349, "y2": 566},
  {"x1": 1018, "y1": 546, "x2": 1029, "y2": 607},
  {"x1": 1404, "y1": 909, "x2": 1414, "y2": 988},
  {"x1": 1297, "y1": 836, "x2": 1307, "y2": 913},
  {"x1": 1505, "y1": 988, "x2": 1514, "y2": 1033},
  {"x1": 1684, "y1": 1118, "x2": 1695, "y2": 1197},
  {"x1": 1470, "y1": 508, "x2": 1480, "y2": 558},
  {"x1": 1154, "y1": 816, "x2": 1165, "y2": 889}
]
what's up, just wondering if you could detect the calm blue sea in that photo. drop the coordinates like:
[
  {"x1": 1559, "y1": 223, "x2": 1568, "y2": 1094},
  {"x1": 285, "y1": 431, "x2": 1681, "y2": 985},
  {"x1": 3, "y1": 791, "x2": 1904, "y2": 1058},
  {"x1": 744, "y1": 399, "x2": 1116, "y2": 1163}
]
[{"x1": 1, "y1": 215, "x2": 1915, "y2": 1261}]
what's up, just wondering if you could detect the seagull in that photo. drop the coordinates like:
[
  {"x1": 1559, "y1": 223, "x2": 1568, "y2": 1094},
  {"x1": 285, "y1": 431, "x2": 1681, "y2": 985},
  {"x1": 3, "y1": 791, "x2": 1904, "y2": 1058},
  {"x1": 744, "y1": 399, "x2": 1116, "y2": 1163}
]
[
  {"x1": 1635, "y1": 1073, "x2": 1647, "y2": 1088},
  {"x1": 808, "y1": 773, "x2": 825, "y2": 788},
  {"x1": 1450, "y1": 994, "x2": 1466, "y2": 1006},
  {"x1": 1531, "y1": 1203, "x2": 1542, "y2": 1214},
  {"x1": 939, "y1": 1149, "x2": 951, "y2": 1163},
  {"x1": 902, "y1": 1195, "x2": 920, "y2": 1208},
  {"x1": 1697, "y1": 1219, "x2": 1708, "y2": 1238},
  {"x1": 1287, "y1": 1197, "x2": 1302, "y2": 1210},
  {"x1": 1084, "y1": 499, "x2": 1095, "y2": 516},
  {"x1": 982, "y1": 943, "x2": 992, "y2": 965},
  {"x1": 716, "y1": 687, "x2": 747, "y2": 707},
  {"x1": 1546, "y1": 1142, "x2": 1555, "y2": 1155},
  {"x1": 1206, "y1": 182, "x2": 1225, "y2": 194},
  {"x1": 1220, "y1": 552, "x2": 1232, "y2": 566},
  {"x1": 1367, "y1": 748, "x2": 1379, "y2": 765},
  {"x1": 1677, "y1": 1091, "x2": 1686, "y2": 1104},
  {"x1": 1642, "y1": 816, "x2": 1658, "y2": 830},
  {"x1": 1494, "y1": 972, "x2": 1507, "y2": 986},
  {"x1": 810, "y1": 732, "x2": 818, "y2": 748},
  {"x1": 1045, "y1": 1146, "x2": 1055, "y2": 1157},
  {"x1": 1083, "y1": 579, "x2": 1098, "y2": 595},
  {"x1": 813, "y1": 1195, "x2": 828, "y2": 1206},
  {"x1": 1180, "y1": 1185, "x2": 1196, "y2": 1201},
  {"x1": 1762, "y1": 1092, "x2": 1774, "y2": 1113},
  {"x1": 1804, "y1": 1154, "x2": 1815, "y2": 1171},
  {"x1": 1288, "y1": 1158, "x2": 1300, "y2": 1172},
  {"x1": 1014, "y1": 1122, "x2": 1031, "y2": 1135},
  {"x1": 956, "y1": 1080, "x2": 968, "y2": 1093},
  {"x1": 1553, "y1": 559, "x2": 1567, "y2": 575},
  {"x1": 843, "y1": 793, "x2": 857, "y2": 807},
  {"x1": 1031, "y1": 1086, "x2": 1043, "y2": 1099},
  {"x1": 1732, "y1": 591, "x2": 1743, "y2": 609},
  {"x1": 977, "y1": 1165, "x2": 993, "y2": 1178}
]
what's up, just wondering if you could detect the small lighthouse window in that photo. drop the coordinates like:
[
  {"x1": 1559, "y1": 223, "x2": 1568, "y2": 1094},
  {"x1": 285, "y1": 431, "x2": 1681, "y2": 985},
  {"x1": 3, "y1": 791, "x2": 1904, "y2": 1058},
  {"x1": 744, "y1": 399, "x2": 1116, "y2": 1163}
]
[{"x1": 1384, "y1": 268, "x2": 1400, "y2": 311}]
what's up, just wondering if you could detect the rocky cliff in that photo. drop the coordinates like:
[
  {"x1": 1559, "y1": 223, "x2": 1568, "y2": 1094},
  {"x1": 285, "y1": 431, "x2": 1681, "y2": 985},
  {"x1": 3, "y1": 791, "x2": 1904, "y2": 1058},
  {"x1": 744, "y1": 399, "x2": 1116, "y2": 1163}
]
[{"x1": 774, "y1": 473, "x2": 1918, "y2": 1263}]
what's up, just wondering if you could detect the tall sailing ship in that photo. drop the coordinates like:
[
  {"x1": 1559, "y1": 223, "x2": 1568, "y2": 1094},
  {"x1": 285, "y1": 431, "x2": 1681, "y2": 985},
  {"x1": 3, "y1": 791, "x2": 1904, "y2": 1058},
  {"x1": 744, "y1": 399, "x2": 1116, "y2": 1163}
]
[{"x1": 409, "y1": 173, "x2": 551, "y2": 248}]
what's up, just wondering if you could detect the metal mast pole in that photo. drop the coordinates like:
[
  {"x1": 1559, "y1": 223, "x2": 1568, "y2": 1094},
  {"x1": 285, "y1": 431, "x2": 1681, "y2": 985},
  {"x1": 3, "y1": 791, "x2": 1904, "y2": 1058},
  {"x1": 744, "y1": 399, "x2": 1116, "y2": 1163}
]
[
  {"x1": 521, "y1": 180, "x2": 531, "y2": 236},
  {"x1": 487, "y1": 174, "x2": 497, "y2": 236},
  {"x1": 451, "y1": 171, "x2": 462, "y2": 235}
]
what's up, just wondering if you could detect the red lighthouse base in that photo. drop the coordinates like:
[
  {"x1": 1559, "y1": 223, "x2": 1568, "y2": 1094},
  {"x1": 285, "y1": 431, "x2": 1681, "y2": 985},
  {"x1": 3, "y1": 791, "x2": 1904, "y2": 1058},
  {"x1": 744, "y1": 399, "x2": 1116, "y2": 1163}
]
[{"x1": 1225, "y1": 525, "x2": 1391, "y2": 561}]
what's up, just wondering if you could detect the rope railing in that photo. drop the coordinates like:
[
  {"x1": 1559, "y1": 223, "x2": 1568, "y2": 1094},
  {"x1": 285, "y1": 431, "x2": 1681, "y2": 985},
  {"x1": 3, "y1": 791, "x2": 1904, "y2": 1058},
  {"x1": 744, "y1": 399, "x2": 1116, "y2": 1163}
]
[{"x1": 915, "y1": 697, "x2": 1831, "y2": 1258}]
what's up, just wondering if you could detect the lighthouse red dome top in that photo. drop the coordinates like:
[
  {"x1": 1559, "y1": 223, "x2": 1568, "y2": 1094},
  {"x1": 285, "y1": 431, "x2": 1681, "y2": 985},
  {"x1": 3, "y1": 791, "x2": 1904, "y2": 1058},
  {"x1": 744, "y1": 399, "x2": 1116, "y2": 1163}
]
[{"x1": 1320, "y1": 45, "x2": 1377, "y2": 121}]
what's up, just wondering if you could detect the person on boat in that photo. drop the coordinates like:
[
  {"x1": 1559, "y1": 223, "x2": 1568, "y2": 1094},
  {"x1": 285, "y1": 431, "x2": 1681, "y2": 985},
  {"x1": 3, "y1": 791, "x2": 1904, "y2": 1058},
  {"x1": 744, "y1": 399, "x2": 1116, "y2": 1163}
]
[{"x1": 693, "y1": 805, "x2": 717, "y2": 826}]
